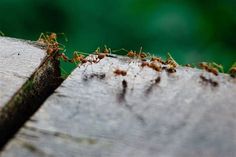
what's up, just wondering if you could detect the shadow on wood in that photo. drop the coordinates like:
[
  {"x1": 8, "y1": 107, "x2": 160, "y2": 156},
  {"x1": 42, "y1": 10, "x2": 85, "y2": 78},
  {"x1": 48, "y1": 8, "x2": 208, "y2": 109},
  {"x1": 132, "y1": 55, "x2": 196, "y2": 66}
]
[{"x1": 1, "y1": 54, "x2": 236, "y2": 157}]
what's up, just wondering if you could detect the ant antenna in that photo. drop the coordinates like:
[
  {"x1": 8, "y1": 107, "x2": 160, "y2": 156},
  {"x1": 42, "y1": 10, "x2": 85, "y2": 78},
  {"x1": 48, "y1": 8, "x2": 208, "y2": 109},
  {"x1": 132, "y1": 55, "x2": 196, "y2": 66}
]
[
  {"x1": 112, "y1": 48, "x2": 128, "y2": 53},
  {"x1": 0, "y1": 31, "x2": 5, "y2": 36},
  {"x1": 139, "y1": 46, "x2": 143, "y2": 54},
  {"x1": 59, "y1": 33, "x2": 68, "y2": 42}
]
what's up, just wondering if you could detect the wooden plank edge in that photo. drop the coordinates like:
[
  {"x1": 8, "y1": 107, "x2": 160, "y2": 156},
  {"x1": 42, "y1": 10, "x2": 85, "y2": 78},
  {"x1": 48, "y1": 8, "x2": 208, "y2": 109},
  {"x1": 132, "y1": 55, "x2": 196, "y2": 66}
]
[{"x1": 0, "y1": 50, "x2": 63, "y2": 149}]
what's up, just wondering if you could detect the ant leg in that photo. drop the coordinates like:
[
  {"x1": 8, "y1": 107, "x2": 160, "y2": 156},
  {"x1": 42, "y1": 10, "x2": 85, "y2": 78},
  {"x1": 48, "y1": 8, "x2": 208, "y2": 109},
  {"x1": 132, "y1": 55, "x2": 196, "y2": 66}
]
[
  {"x1": 112, "y1": 48, "x2": 128, "y2": 54},
  {"x1": 0, "y1": 31, "x2": 4, "y2": 36},
  {"x1": 94, "y1": 47, "x2": 100, "y2": 54},
  {"x1": 38, "y1": 33, "x2": 45, "y2": 40},
  {"x1": 137, "y1": 46, "x2": 143, "y2": 59},
  {"x1": 58, "y1": 32, "x2": 68, "y2": 42},
  {"x1": 60, "y1": 67, "x2": 70, "y2": 79}
]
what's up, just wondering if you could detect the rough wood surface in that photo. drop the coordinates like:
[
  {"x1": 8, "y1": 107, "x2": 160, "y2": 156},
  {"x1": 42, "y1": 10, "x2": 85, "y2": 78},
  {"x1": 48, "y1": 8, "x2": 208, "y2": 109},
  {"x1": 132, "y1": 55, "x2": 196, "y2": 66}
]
[
  {"x1": 0, "y1": 37, "x2": 45, "y2": 107},
  {"x1": 0, "y1": 37, "x2": 62, "y2": 148},
  {"x1": 1, "y1": 55, "x2": 236, "y2": 157}
]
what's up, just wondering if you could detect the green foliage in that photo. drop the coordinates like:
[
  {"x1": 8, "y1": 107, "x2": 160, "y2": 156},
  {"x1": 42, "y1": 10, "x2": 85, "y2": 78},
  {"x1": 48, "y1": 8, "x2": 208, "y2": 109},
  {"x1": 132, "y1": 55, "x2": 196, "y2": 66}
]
[{"x1": 0, "y1": 0, "x2": 235, "y2": 72}]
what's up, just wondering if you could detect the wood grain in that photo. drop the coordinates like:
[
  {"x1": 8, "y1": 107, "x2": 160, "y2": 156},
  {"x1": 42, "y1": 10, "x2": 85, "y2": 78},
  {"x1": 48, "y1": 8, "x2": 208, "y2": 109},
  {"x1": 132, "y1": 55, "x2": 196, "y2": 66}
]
[{"x1": 1, "y1": 55, "x2": 236, "y2": 157}]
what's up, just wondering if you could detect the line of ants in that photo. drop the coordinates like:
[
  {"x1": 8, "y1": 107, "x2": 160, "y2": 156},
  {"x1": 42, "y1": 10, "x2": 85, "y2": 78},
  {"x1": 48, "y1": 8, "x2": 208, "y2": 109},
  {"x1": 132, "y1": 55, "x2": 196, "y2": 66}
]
[{"x1": 37, "y1": 32, "x2": 236, "y2": 78}]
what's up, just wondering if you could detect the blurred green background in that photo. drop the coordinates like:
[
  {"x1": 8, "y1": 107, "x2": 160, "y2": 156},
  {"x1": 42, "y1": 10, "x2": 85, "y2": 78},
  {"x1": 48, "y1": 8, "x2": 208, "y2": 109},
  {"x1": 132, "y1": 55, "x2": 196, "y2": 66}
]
[{"x1": 0, "y1": 0, "x2": 235, "y2": 72}]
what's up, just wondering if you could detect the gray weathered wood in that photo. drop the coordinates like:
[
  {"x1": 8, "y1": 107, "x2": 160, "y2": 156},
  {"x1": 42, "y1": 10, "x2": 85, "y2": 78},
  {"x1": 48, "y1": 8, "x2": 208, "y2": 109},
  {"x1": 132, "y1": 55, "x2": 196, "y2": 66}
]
[
  {"x1": 0, "y1": 37, "x2": 62, "y2": 148},
  {"x1": 1, "y1": 55, "x2": 236, "y2": 157},
  {"x1": 0, "y1": 37, "x2": 45, "y2": 107}
]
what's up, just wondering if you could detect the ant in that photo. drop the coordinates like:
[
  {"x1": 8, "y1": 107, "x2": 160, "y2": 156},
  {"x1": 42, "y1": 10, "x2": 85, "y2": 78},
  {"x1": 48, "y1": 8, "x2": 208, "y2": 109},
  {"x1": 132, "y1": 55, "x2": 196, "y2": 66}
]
[
  {"x1": 229, "y1": 62, "x2": 236, "y2": 77},
  {"x1": 127, "y1": 50, "x2": 136, "y2": 58},
  {"x1": 126, "y1": 47, "x2": 149, "y2": 59},
  {"x1": 199, "y1": 62, "x2": 219, "y2": 76},
  {"x1": 46, "y1": 42, "x2": 64, "y2": 55},
  {"x1": 149, "y1": 62, "x2": 162, "y2": 72},
  {"x1": 38, "y1": 32, "x2": 57, "y2": 45},
  {"x1": 58, "y1": 53, "x2": 69, "y2": 62},
  {"x1": 38, "y1": 32, "x2": 67, "y2": 60},
  {"x1": 140, "y1": 61, "x2": 150, "y2": 68},
  {"x1": 150, "y1": 56, "x2": 165, "y2": 64},
  {"x1": 114, "y1": 69, "x2": 127, "y2": 76},
  {"x1": 93, "y1": 46, "x2": 111, "y2": 62},
  {"x1": 140, "y1": 60, "x2": 162, "y2": 73},
  {"x1": 166, "y1": 65, "x2": 176, "y2": 73},
  {"x1": 165, "y1": 52, "x2": 178, "y2": 68},
  {"x1": 70, "y1": 52, "x2": 87, "y2": 63},
  {"x1": 38, "y1": 32, "x2": 67, "y2": 44},
  {"x1": 185, "y1": 64, "x2": 194, "y2": 68}
]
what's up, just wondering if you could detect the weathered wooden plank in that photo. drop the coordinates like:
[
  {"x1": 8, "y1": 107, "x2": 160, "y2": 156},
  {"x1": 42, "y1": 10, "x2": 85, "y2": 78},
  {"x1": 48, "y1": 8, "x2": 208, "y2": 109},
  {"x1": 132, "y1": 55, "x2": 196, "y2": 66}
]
[
  {"x1": 1, "y1": 55, "x2": 236, "y2": 157},
  {"x1": 0, "y1": 37, "x2": 45, "y2": 106},
  {"x1": 0, "y1": 37, "x2": 62, "y2": 147}
]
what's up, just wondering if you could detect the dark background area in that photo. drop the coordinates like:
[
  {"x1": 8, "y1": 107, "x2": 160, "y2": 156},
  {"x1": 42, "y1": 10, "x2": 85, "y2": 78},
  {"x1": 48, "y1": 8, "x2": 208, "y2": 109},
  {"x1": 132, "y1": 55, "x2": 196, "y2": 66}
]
[{"x1": 0, "y1": 0, "x2": 235, "y2": 72}]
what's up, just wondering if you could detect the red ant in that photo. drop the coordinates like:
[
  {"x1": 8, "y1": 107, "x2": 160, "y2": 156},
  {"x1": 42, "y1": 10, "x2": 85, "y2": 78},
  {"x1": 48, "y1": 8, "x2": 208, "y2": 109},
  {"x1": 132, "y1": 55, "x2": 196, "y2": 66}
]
[
  {"x1": 149, "y1": 62, "x2": 162, "y2": 72},
  {"x1": 229, "y1": 62, "x2": 236, "y2": 77},
  {"x1": 38, "y1": 32, "x2": 67, "y2": 61},
  {"x1": 114, "y1": 69, "x2": 127, "y2": 76},
  {"x1": 150, "y1": 57, "x2": 164, "y2": 64},
  {"x1": 127, "y1": 47, "x2": 148, "y2": 59},
  {"x1": 93, "y1": 46, "x2": 111, "y2": 62},
  {"x1": 141, "y1": 61, "x2": 150, "y2": 68},
  {"x1": 199, "y1": 62, "x2": 218, "y2": 76},
  {"x1": 70, "y1": 51, "x2": 90, "y2": 64},
  {"x1": 58, "y1": 53, "x2": 69, "y2": 62}
]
